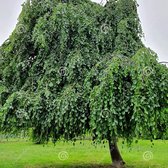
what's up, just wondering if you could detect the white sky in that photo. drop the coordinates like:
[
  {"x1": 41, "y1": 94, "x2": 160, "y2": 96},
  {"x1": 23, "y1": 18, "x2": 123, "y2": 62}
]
[{"x1": 0, "y1": 0, "x2": 167, "y2": 62}]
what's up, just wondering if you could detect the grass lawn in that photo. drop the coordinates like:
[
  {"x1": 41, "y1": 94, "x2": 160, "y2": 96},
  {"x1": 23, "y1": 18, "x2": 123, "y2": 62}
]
[{"x1": 0, "y1": 139, "x2": 167, "y2": 168}]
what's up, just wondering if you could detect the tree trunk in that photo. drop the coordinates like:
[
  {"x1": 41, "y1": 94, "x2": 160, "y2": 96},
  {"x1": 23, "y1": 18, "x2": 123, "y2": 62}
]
[{"x1": 108, "y1": 139, "x2": 125, "y2": 168}]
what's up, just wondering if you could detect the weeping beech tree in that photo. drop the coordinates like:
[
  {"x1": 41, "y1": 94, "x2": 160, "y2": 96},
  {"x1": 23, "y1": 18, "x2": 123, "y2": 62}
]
[{"x1": 0, "y1": 0, "x2": 168, "y2": 167}]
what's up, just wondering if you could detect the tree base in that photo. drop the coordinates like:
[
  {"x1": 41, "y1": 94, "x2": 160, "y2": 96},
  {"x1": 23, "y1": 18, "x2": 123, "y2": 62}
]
[{"x1": 112, "y1": 161, "x2": 125, "y2": 168}]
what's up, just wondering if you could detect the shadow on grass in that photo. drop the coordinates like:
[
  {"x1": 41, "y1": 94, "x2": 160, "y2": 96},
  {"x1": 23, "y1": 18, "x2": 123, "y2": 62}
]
[
  {"x1": 40, "y1": 164, "x2": 112, "y2": 168},
  {"x1": 38, "y1": 164, "x2": 136, "y2": 168}
]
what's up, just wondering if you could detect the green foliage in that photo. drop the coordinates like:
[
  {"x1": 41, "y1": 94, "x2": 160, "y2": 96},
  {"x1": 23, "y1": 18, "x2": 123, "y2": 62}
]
[
  {"x1": 89, "y1": 48, "x2": 168, "y2": 142},
  {"x1": 0, "y1": 0, "x2": 167, "y2": 144}
]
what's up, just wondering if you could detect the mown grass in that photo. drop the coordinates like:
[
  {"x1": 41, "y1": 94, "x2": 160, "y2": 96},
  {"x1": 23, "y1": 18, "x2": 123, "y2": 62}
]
[{"x1": 0, "y1": 139, "x2": 167, "y2": 168}]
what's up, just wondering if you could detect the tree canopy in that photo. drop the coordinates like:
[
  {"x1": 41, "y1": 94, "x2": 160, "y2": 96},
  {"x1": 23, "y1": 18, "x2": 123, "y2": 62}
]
[{"x1": 0, "y1": 0, "x2": 168, "y2": 146}]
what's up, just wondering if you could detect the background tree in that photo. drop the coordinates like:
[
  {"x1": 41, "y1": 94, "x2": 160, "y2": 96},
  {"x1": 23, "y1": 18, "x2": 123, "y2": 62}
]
[{"x1": 0, "y1": 0, "x2": 168, "y2": 167}]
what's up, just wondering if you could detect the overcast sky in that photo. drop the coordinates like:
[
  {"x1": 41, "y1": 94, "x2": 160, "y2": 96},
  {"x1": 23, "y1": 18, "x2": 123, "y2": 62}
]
[{"x1": 0, "y1": 0, "x2": 167, "y2": 62}]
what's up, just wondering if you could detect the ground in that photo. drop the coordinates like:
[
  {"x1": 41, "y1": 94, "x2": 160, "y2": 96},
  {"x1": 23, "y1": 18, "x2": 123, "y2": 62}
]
[{"x1": 0, "y1": 139, "x2": 167, "y2": 168}]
